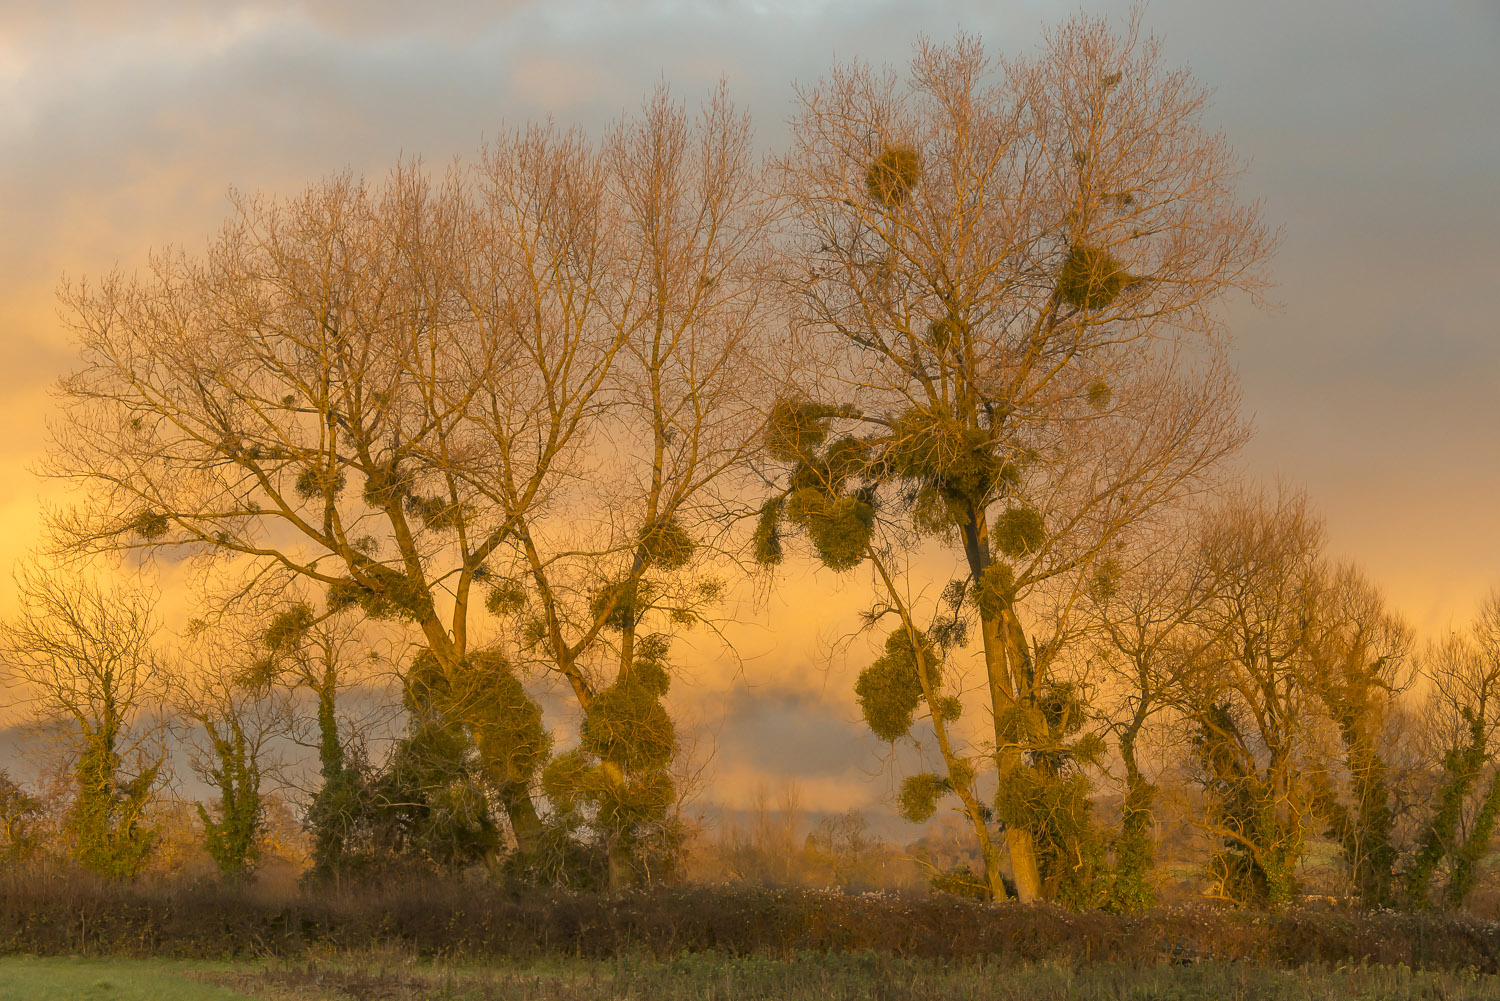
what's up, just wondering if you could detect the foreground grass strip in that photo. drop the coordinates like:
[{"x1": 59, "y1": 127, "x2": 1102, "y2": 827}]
[
  {"x1": 199, "y1": 953, "x2": 1500, "y2": 1001},
  {"x1": 0, "y1": 956, "x2": 255, "y2": 1001}
]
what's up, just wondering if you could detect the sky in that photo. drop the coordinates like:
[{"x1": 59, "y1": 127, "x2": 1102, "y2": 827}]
[{"x1": 1, "y1": 0, "x2": 1498, "y2": 824}]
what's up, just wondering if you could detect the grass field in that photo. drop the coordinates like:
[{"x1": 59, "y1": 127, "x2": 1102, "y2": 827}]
[
  {"x1": 5, "y1": 953, "x2": 1500, "y2": 1001},
  {"x1": 0, "y1": 956, "x2": 252, "y2": 1000}
]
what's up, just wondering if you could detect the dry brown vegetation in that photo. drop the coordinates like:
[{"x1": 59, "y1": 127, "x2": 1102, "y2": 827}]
[{"x1": 6, "y1": 870, "x2": 1500, "y2": 975}]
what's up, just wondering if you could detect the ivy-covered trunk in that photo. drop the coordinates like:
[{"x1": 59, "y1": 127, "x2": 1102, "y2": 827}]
[
  {"x1": 308, "y1": 671, "x2": 358, "y2": 880},
  {"x1": 1195, "y1": 705, "x2": 1302, "y2": 908},
  {"x1": 1406, "y1": 712, "x2": 1487, "y2": 909},
  {"x1": 1332, "y1": 711, "x2": 1397, "y2": 908},
  {"x1": 1111, "y1": 728, "x2": 1157, "y2": 912},
  {"x1": 197, "y1": 717, "x2": 263, "y2": 880},
  {"x1": 1444, "y1": 766, "x2": 1500, "y2": 908},
  {"x1": 961, "y1": 510, "x2": 1044, "y2": 903},
  {"x1": 68, "y1": 718, "x2": 156, "y2": 879}
]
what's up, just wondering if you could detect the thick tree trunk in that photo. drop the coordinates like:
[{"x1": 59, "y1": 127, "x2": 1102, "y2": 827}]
[
  {"x1": 1005, "y1": 826, "x2": 1043, "y2": 902},
  {"x1": 500, "y1": 780, "x2": 544, "y2": 855},
  {"x1": 607, "y1": 837, "x2": 636, "y2": 890},
  {"x1": 961, "y1": 508, "x2": 1044, "y2": 904}
]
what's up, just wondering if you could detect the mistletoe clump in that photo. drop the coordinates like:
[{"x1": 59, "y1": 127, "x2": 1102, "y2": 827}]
[
  {"x1": 992, "y1": 506, "x2": 1046, "y2": 558},
  {"x1": 485, "y1": 579, "x2": 527, "y2": 617},
  {"x1": 758, "y1": 397, "x2": 877, "y2": 573},
  {"x1": 883, "y1": 409, "x2": 1017, "y2": 532},
  {"x1": 898, "y1": 771, "x2": 947, "y2": 823},
  {"x1": 784, "y1": 487, "x2": 875, "y2": 572},
  {"x1": 404, "y1": 493, "x2": 466, "y2": 532},
  {"x1": 131, "y1": 509, "x2": 170, "y2": 541},
  {"x1": 637, "y1": 515, "x2": 696, "y2": 571},
  {"x1": 590, "y1": 579, "x2": 660, "y2": 632},
  {"x1": 1057, "y1": 244, "x2": 1130, "y2": 311},
  {"x1": 855, "y1": 628, "x2": 940, "y2": 742},
  {"x1": 974, "y1": 562, "x2": 1017, "y2": 617},
  {"x1": 326, "y1": 566, "x2": 434, "y2": 622},
  {"x1": 263, "y1": 602, "x2": 315, "y2": 653},
  {"x1": 765, "y1": 398, "x2": 849, "y2": 463},
  {"x1": 295, "y1": 465, "x2": 346, "y2": 500},
  {"x1": 865, "y1": 144, "x2": 923, "y2": 207},
  {"x1": 752, "y1": 497, "x2": 785, "y2": 567}
]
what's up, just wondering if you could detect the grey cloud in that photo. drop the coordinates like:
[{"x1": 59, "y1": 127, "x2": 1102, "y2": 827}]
[
  {"x1": 708, "y1": 684, "x2": 875, "y2": 779},
  {"x1": 700, "y1": 680, "x2": 944, "y2": 784}
]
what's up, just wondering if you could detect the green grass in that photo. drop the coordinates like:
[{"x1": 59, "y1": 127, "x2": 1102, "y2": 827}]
[
  {"x1": 0, "y1": 956, "x2": 255, "y2": 1001},
  {"x1": 4, "y1": 953, "x2": 1486, "y2": 1001}
]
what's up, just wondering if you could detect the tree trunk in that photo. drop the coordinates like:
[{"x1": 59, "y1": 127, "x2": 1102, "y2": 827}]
[
  {"x1": 1005, "y1": 826, "x2": 1043, "y2": 902},
  {"x1": 1446, "y1": 767, "x2": 1500, "y2": 908},
  {"x1": 500, "y1": 780, "x2": 543, "y2": 855},
  {"x1": 1112, "y1": 728, "x2": 1158, "y2": 911},
  {"x1": 607, "y1": 837, "x2": 636, "y2": 890},
  {"x1": 1406, "y1": 716, "x2": 1486, "y2": 908}
]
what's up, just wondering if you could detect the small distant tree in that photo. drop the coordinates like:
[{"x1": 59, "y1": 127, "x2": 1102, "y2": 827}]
[
  {"x1": 1181, "y1": 489, "x2": 1324, "y2": 908},
  {"x1": 1084, "y1": 521, "x2": 1218, "y2": 912},
  {"x1": 1, "y1": 562, "x2": 165, "y2": 878},
  {"x1": 804, "y1": 810, "x2": 880, "y2": 887},
  {"x1": 1404, "y1": 591, "x2": 1500, "y2": 910},
  {"x1": 171, "y1": 617, "x2": 289, "y2": 881},
  {"x1": 0, "y1": 771, "x2": 43, "y2": 868},
  {"x1": 1301, "y1": 564, "x2": 1411, "y2": 908}
]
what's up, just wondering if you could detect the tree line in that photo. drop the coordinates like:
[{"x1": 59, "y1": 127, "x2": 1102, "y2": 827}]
[{"x1": 1, "y1": 11, "x2": 1495, "y2": 913}]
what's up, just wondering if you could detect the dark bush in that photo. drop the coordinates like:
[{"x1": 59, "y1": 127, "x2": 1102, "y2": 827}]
[{"x1": 3, "y1": 874, "x2": 1500, "y2": 973}]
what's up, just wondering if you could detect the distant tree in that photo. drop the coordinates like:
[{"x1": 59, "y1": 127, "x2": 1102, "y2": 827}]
[
  {"x1": 1404, "y1": 591, "x2": 1500, "y2": 909},
  {"x1": 1, "y1": 562, "x2": 165, "y2": 878},
  {"x1": 171, "y1": 615, "x2": 290, "y2": 881},
  {"x1": 0, "y1": 771, "x2": 43, "y2": 868},
  {"x1": 764, "y1": 11, "x2": 1270, "y2": 902},
  {"x1": 1084, "y1": 519, "x2": 1219, "y2": 911},
  {"x1": 805, "y1": 810, "x2": 880, "y2": 887},
  {"x1": 1178, "y1": 489, "x2": 1326, "y2": 908},
  {"x1": 1301, "y1": 564, "x2": 1411, "y2": 909}
]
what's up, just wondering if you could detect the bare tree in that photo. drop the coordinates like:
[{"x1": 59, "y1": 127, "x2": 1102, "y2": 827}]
[
  {"x1": 470, "y1": 85, "x2": 776, "y2": 887},
  {"x1": 1083, "y1": 515, "x2": 1220, "y2": 910},
  {"x1": 1, "y1": 561, "x2": 166, "y2": 877},
  {"x1": 1178, "y1": 488, "x2": 1325, "y2": 907},
  {"x1": 46, "y1": 163, "x2": 556, "y2": 843},
  {"x1": 1405, "y1": 590, "x2": 1500, "y2": 909},
  {"x1": 169, "y1": 615, "x2": 291, "y2": 881},
  {"x1": 763, "y1": 11, "x2": 1270, "y2": 902},
  {"x1": 1300, "y1": 563, "x2": 1412, "y2": 908}
]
